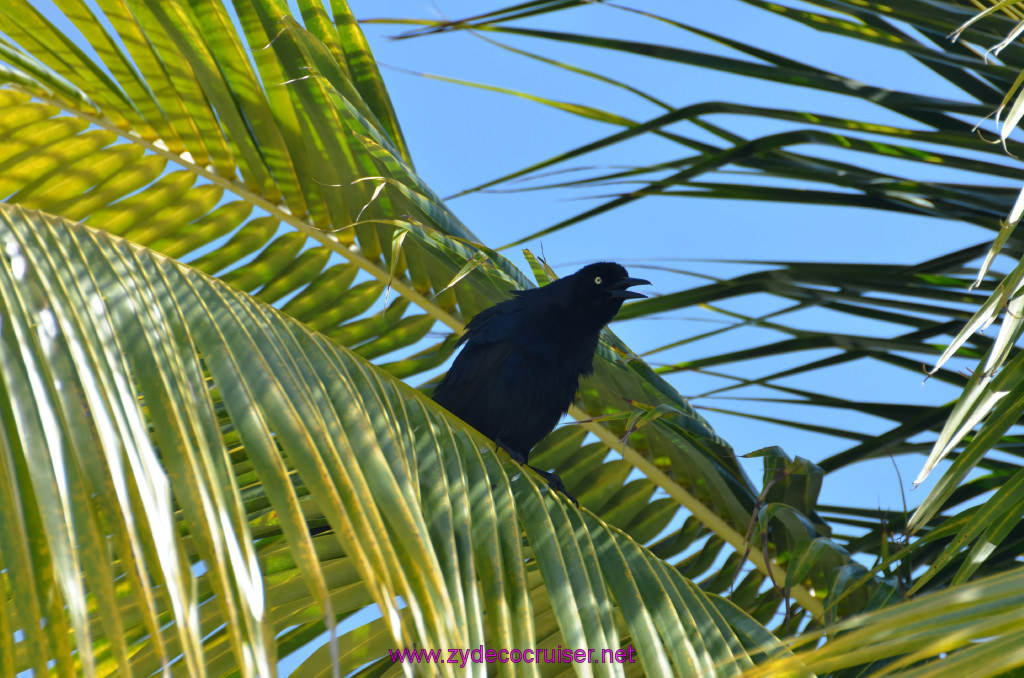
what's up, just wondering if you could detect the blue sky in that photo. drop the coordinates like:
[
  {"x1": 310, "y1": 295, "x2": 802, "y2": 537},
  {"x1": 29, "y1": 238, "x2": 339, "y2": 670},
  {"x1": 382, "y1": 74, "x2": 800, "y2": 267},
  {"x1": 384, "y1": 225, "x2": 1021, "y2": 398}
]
[{"x1": 346, "y1": 0, "x2": 1012, "y2": 516}]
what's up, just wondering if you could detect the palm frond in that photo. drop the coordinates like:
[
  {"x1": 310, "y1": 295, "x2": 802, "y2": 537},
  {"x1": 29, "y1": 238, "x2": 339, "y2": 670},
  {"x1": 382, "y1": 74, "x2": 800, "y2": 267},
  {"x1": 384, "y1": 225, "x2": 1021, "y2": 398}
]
[{"x1": 0, "y1": 202, "x2": 782, "y2": 675}]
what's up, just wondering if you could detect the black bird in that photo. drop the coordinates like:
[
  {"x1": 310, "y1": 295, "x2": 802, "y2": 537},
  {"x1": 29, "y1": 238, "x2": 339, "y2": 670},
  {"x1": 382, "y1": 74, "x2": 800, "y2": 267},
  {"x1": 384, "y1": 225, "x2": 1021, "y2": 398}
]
[{"x1": 432, "y1": 262, "x2": 651, "y2": 504}]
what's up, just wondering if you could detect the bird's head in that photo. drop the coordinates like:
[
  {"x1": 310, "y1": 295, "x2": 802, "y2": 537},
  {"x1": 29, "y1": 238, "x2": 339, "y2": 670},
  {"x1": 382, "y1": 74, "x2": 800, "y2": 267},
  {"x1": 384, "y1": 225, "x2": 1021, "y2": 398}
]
[{"x1": 566, "y1": 262, "x2": 651, "y2": 327}]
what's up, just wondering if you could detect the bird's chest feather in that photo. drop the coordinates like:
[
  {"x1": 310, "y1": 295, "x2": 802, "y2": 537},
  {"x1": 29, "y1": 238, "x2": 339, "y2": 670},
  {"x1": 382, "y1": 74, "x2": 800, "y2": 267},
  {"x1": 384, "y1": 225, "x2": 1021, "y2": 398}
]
[{"x1": 498, "y1": 309, "x2": 599, "y2": 398}]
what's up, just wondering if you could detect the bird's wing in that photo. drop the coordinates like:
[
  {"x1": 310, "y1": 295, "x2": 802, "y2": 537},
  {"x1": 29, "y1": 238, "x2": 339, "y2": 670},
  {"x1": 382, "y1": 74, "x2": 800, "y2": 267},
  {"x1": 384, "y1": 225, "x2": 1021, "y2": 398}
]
[
  {"x1": 436, "y1": 338, "x2": 517, "y2": 399},
  {"x1": 438, "y1": 298, "x2": 524, "y2": 391}
]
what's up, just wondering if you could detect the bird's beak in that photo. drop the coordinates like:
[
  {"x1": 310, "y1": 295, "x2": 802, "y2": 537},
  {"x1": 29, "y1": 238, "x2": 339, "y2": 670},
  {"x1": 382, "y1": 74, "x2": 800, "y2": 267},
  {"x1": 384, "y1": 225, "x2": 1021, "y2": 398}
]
[{"x1": 608, "y1": 277, "x2": 651, "y2": 299}]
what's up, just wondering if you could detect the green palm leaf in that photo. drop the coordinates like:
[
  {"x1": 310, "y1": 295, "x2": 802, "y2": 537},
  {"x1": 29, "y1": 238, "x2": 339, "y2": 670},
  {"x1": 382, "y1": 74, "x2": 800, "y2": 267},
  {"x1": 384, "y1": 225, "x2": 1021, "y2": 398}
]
[{"x1": 0, "y1": 202, "x2": 780, "y2": 675}]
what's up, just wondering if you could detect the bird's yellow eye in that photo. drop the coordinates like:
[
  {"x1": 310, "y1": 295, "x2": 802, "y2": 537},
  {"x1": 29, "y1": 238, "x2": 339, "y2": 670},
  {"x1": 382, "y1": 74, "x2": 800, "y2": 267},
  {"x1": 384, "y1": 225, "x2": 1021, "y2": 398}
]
[{"x1": 594, "y1": 276, "x2": 603, "y2": 285}]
